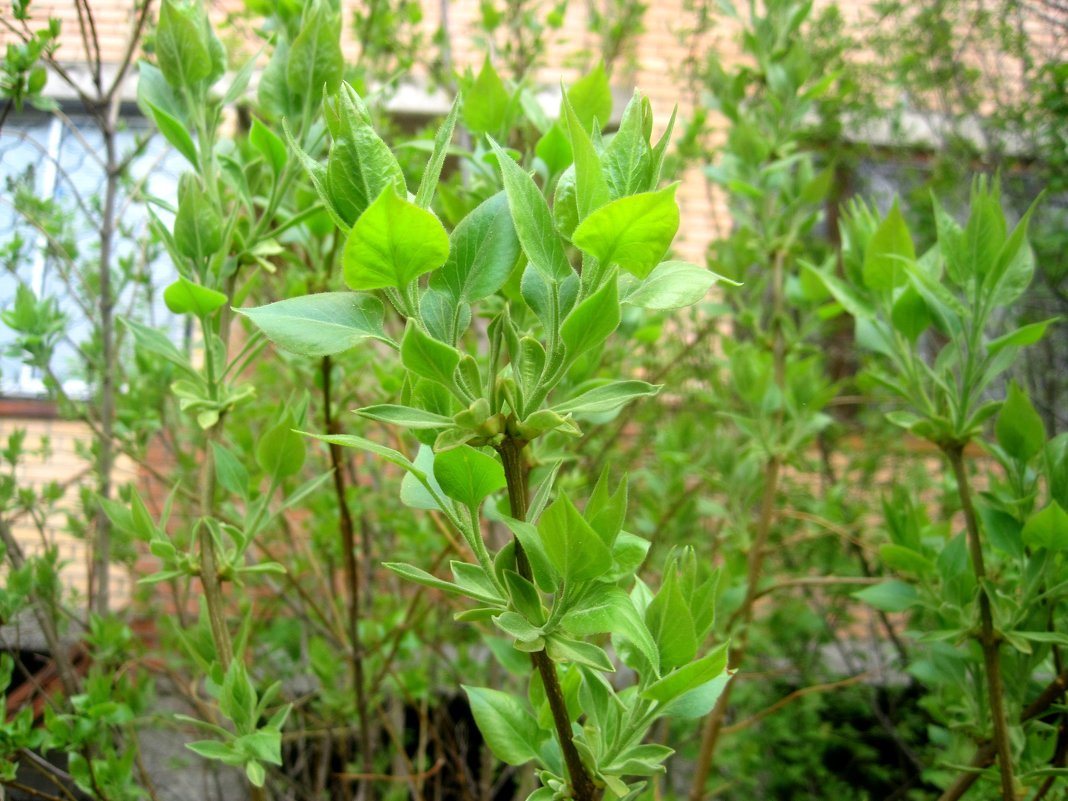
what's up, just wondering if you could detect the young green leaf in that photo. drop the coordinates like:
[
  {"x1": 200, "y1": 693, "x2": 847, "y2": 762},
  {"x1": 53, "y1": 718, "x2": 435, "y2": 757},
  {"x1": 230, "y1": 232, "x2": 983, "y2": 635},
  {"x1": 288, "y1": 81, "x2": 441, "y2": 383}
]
[
  {"x1": 286, "y1": 0, "x2": 342, "y2": 107},
  {"x1": 546, "y1": 636, "x2": 615, "y2": 672},
  {"x1": 562, "y1": 90, "x2": 609, "y2": 221},
  {"x1": 644, "y1": 570, "x2": 697, "y2": 671},
  {"x1": 995, "y1": 382, "x2": 1045, "y2": 462},
  {"x1": 433, "y1": 445, "x2": 507, "y2": 508},
  {"x1": 355, "y1": 404, "x2": 454, "y2": 430},
  {"x1": 488, "y1": 138, "x2": 573, "y2": 283},
  {"x1": 572, "y1": 185, "x2": 680, "y2": 279},
  {"x1": 553, "y1": 381, "x2": 660, "y2": 417},
  {"x1": 173, "y1": 174, "x2": 222, "y2": 262},
  {"x1": 1021, "y1": 502, "x2": 1068, "y2": 551},
  {"x1": 538, "y1": 494, "x2": 612, "y2": 585},
  {"x1": 562, "y1": 584, "x2": 659, "y2": 672},
  {"x1": 156, "y1": 0, "x2": 211, "y2": 89},
  {"x1": 144, "y1": 100, "x2": 197, "y2": 166},
  {"x1": 641, "y1": 642, "x2": 729, "y2": 705},
  {"x1": 326, "y1": 85, "x2": 407, "y2": 225},
  {"x1": 237, "y1": 292, "x2": 389, "y2": 357},
  {"x1": 464, "y1": 56, "x2": 511, "y2": 135},
  {"x1": 211, "y1": 442, "x2": 249, "y2": 500},
  {"x1": 862, "y1": 199, "x2": 914, "y2": 291},
  {"x1": 249, "y1": 117, "x2": 287, "y2": 174},
  {"x1": 623, "y1": 261, "x2": 725, "y2": 309},
  {"x1": 256, "y1": 413, "x2": 306, "y2": 480},
  {"x1": 566, "y1": 63, "x2": 612, "y2": 132},
  {"x1": 429, "y1": 192, "x2": 520, "y2": 304},
  {"x1": 852, "y1": 580, "x2": 919, "y2": 612},
  {"x1": 560, "y1": 276, "x2": 620, "y2": 363},
  {"x1": 163, "y1": 276, "x2": 228, "y2": 317},
  {"x1": 602, "y1": 91, "x2": 654, "y2": 199},
  {"x1": 415, "y1": 95, "x2": 462, "y2": 209},
  {"x1": 400, "y1": 321, "x2": 462, "y2": 394},
  {"x1": 535, "y1": 123, "x2": 572, "y2": 175},
  {"x1": 343, "y1": 188, "x2": 450, "y2": 290},
  {"x1": 463, "y1": 686, "x2": 543, "y2": 766}
]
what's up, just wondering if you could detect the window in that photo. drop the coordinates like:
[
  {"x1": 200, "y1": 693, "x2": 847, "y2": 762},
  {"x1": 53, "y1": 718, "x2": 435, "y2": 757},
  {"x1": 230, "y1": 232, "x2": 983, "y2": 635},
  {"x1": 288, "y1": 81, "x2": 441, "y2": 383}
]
[{"x1": 0, "y1": 110, "x2": 185, "y2": 398}]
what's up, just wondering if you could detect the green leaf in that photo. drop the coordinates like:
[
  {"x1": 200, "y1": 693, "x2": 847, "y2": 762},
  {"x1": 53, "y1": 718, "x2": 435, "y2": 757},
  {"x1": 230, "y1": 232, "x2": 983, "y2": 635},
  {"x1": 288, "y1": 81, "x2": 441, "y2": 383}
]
[
  {"x1": 249, "y1": 117, "x2": 287, "y2": 174},
  {"x1": 156, "y1": 0, "x2": 211, "y2": 89},
  {"x1": 535, "y1": 123, "x2": 572, "y2": 175},
  {"x1": 488, "y1": 138, "x2": 573, "y2": 283},
  {"x1": 235, "y1": 731, "x2": 282, "y2": 765},
  {"x1": 343, "y1": 188, "x2": 450, "y2": 290},
  {"x1": 256, "y1": 413, "x2": 306, "y2": 480},
  {"x1": 430, "y1": 192, "x2": 520, "y2": 304},
  {"x1": 562, "y1": 585, "x2": 658, "y2": 672},
  {"x1": 463, "y1": 686, "x2": 542, "y2": 766},
  {"x1": 987, "y1": 318, "x2": 1059, "y2": 355},
  {"x1": 645, "y1": 570, "x2": 696, "y2": 671},
  {"x1": 572, "y1": 186, "x2": 680, "y2": 279},
  {"x1": 660, "y1": 673, "x2": 730, "y2": 720},
  {"x1": 163, "y1": 276, "x2": 228, "y2": 317},
  {"x1": 602, "y1": 91, "x2": 654, "y2": 198},
  {"x1": 122, "y1": 318, "x2": 194, "y2": 374},
  {"x1": 464, "y1": 56, "x2": 511, "y2": 135},
  {"x1": 187, "y1": 740, "x2": 242, "y2": 765},
  {"x1": 890, "y1": 285, "x2": 931, "y2": 343},
  {"x1": 623, "y1": 261, "x2": 725, "y2": 309},
  {"x1": 246, "y1": 761, "x2": 266, "y2": 787},
  {"x1": 538, "y1": 494, "x2": 612, "y2": 585},
  {"x1": 995, "y1": 381, "x2": 1045, "y2": 462},
  {"x1": 415, "y1": 95, "x2": 461, "y2": 209},
  {"x1": 560, "y1": 276, "x2": 620, "y2": 363},
  {"x1": 384, "y1": 562, "x2": 464, "y2": 597},
  {"x1": 546, "y1": 636, "x2": 615, "y2": 672},
  {"x1": 212, "y1": 442, "x2": 249, "y2": 500},
  {"x1": 433, "y1": 446, "x2": 506, "y2": 508},
  {"x1": 504, "y1": 570, "x2": 545, "y2": 625},
  {"x1": 355, "y1": 404, "x2": 453, "y2": 429},
  {"x1": 566, "y1": 63, "x2": 612, "y2": 132},
  {"x1": 987, "y1": 194, "x2": 1039, "y2": 305},
  {"x1": 553, "y1": 380, "x2": 660, "y2": 416},
  {"x1": 641, "y1": 642, "x2": 729, "y2": 705},
  {"x1": 1047, "y1": 434, "x2": 1068, "y2": 510},
  {"x1": 963, "y1": 177, "x2": 1007, "y2": 279},
  {"x1": 977, "y1": 504, "x2": 1024, "y2": 559},
  {"x1": 862, "y1": 199, "x2": 914, "y2": 291},
  {"x1": 494, "y1": 611, "x2": 544, "y2": 643},
  {"x1": 605, "y1": 743, "x2": 674, "y2": 776},
  {"x1": 173, "y1": 174, "x2": 222, "y2": 262},
  {"x1": 325, "y1": 87, "x2": 406, "y2": 226},
  {"x1": 852, "y1": 580, "x2": 918, "y2": 612},
  {"x1": 500, "y1": 517, "x2": 558, "y2": 593},
  {"x1": 879, "y1": 544, "x2": 935, "y2": 576},
  {"x1": 802, "y1": 262, "x2": 873, "y2": 319},
  {"x1": 1021, "y1": 502, "x2": 1068, "y2": 551},
  {"x1": 932, "y1": 194, "x2": 965, "y2": 285},
  {"x1": 286, "y1": 0, "x2": 342, "y2": 107},
  {"x1": 238, "y1": 292, "x2": 388, "y2": 358},
  {"x1": 562, "y1": 90, "x2": 609, "y2": 221},
  {"x1": 137, "y1": 61, "x2": 186, "y2": 122},
  {"x1": 400, "y1": 320, "x2": 461, "y2": 393},
  {"x1": 145, "y1": 100, "x2": 197, "y2": 167}
]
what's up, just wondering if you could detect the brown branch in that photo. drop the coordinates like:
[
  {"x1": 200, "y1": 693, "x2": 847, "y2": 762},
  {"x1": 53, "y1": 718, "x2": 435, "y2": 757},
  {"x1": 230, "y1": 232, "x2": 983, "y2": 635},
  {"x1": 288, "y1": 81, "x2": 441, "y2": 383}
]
[
  {"x1": 944, "y1": 445, "x2": 1015, "y2": 800},
  {"x1": 497, "y1": 436, "x2": 600, "y2": 801},
  {"x1": 322, "y1": 354, "x2": 375, "y2": 801},
  {"x1": 337, "y1": 758, "x2": 447, "y2": 784},
  {"x1": 720, "y1": 672, "x2": 874, "y2": 735},
  {"x1": 751, "y1": 575, "x2": 882, "y2": 600}
]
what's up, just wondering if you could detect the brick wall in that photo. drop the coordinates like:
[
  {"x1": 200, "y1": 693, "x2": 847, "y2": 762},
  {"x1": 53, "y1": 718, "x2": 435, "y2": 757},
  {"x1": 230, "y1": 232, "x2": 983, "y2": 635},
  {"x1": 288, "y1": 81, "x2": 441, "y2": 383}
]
[{"x1": 0, "y1": 414, "x2": 136, "y2": 607}]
